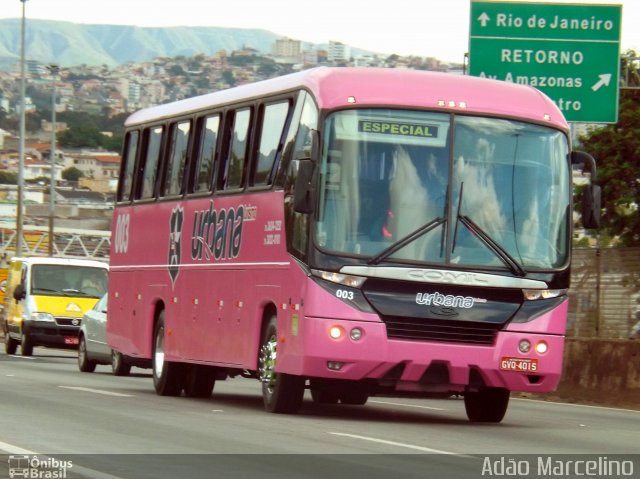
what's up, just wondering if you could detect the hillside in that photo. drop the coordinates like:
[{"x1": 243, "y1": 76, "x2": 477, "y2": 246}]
[{"x1": 0, "y1": 19, "x2": 283, "y2": 70}]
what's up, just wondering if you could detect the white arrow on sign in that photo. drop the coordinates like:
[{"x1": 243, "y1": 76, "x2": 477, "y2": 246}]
[
  {"x1": 591, "y1": 73, "x2": 612, "y2": 91},
  {"x1": 478, "y1": 12, "x2": 491, "y2": 27}
]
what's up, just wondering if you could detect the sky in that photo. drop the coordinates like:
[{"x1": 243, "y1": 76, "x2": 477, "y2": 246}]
[{"x1": 1, "y1": 0, "x2": 639, "y2": 63}]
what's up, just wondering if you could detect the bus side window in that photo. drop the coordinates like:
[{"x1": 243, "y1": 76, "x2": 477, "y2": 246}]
[
  {"x1": 219, "y1": 108, "x2": 251, "y2": 191},
  {"x1": 161, "y1": 120, "x2": 191, "y2": 197},
  {"x1": 136, "y1": 126, "x2": 164, "y2": 200},
  {"x1": 118, "y1": 130, "x2": 139, "y2": 202},
  {"x1": 252, "y1": 101, "x2": 290, "y2": 186},
  {"x1": 191, "y1": 114, "x2": 220, "y2": 193}
]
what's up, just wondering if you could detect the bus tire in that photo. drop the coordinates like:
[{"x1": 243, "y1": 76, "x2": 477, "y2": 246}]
[
  {"x1": 111, "y1": 350, "x2": 132, "y2": 376},
  {"x1": 339, "y1": 387, "x2": 369, "y2": 406},
  {"x1": 258, "y1": 315, "x2": 304, "y2": 414},
  {"x1": 78, "y1": 334, "x2": 97, "y2": 372},
  {"x1": 20, "y1": 330, "x2": 33, "y2": 357},
  {"x1": 464, "y1": 387, "x2": 510, "y2": 423},
  {"x1": 310, "y1": 379, "x2": 340, "y2": 404},
  {"x1": 153, "y1": 312, "x2": 185, "y2": 396},
  {"x1": 4, "y1": 332, "x2": 18, "y2": 355},
  {"x1": 184, "y1": 365, "x2": 216, "y2": 398}
]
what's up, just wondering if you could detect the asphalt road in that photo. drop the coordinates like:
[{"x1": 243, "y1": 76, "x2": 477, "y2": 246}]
[{"x1": 1, "y1": 348, "x2": 638, "y2": 479}]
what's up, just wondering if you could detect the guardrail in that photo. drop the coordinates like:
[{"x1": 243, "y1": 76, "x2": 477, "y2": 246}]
[{"x1": 0, "y1": 223, "x2": 110, "y2": 260}]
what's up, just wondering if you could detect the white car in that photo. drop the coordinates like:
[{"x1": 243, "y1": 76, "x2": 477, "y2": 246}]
[{"x1": 77, "y1": 294, "x2": 149, "y2": 375}]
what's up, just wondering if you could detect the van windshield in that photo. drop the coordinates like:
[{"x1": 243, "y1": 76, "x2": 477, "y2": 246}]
[{"x1": 30, "y1": 265, "x2": 108, "y2": 298}]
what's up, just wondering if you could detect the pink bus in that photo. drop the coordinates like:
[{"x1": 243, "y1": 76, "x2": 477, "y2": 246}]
[{"x1": 108, "y1": 67, "x2": 600, "y2": 422}]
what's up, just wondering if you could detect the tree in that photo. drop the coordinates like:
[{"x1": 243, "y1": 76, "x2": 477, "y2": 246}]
[
  {"x1": 62, "y1": 166, "x2": 83, "y2": 182},
  {"x1": 577, "y1": 50, "x2": 640, "y2": 246},
  {"x1": 0, "y1": 171, "x2": 18, "y2": 185}
]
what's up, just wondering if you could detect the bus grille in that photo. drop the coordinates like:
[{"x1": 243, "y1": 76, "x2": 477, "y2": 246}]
[{"x1": 381, "y1": 316, "x2": 500, "y2": 345}]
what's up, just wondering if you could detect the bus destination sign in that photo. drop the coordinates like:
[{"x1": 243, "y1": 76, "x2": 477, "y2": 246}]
[{"x1": 468, "y1": 1, "x2": 622, "y2": 123}]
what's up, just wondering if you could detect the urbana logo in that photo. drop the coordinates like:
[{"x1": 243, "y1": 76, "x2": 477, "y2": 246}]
[
  {"x1": 416, "y1": 292, "x2": 476, "y2": 309},
  {"x1": 191, "y1": 200, "x2": 244, "y2": 261}
]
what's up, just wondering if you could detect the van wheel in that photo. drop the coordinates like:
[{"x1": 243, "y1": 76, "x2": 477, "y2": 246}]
[
  {"x1": 152, "y1": 311, "x2": 185, "y2": 396},
  {"x1": 4, "y1": 332, "x2": 18, "y2": 355},
  {"x1": 20, "y1": 331, "x2": 33, "y2": 357},
  {"x1": 258, "y1": 315, "x2": 304, "y2": 414},
  {"x1": 78, "y1": 335, "x2": 97, "y2": 372},
  {"x1": 111, "y1": 350, "x2": 131, "y2": 376},
  {"x1": 464, "y1": 387, "x2": 510, "y2": 423}
]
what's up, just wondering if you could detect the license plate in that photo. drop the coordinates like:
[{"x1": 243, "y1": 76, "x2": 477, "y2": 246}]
[
  {"x1": 500, "y1": 356, "x2": 538, "y2": 372},
  {"x1": 65, "y1": 337, "x2": 79, "y2": 345}
]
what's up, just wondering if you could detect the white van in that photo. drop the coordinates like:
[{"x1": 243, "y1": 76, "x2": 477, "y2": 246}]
[{"x1": 3, "y1": 257, "x2": 108, "y2": 356}]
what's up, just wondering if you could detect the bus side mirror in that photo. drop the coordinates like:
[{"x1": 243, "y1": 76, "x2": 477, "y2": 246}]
[
  {"x1": 571, "y1": 151, "x2": 601, "y2": 229},
  {"x1": 293, "y1": 130, "x2": 319, "y2": 214},
  {"x1": 293, "y1": 160, "x2": 316, "y2": 214},
  {"x1": 13, "y1": 284, "x2": 25, "y2": 301},
  {"x1": 582, "y1": 184, "x2": 601, "y2": 229}
]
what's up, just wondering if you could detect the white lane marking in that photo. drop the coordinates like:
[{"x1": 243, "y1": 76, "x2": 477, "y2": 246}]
[
  {"x1": 0, "y1": 440, "x2": 38, "y2": 455},
  {"x1": 513, "y1": 397, "x2": 640, "y2": 414},
  {"x1": 58, "y1": 386, "x2": 133, "y2": 397},
  {"x1": 329, "y1": 432, "x2": 459, "y2": 455},
  {"x1": 212, "y1": 409, "x2": 224, "y2": 413},
  {"x1": 369, "y1": 400, "x2": 446, "y2": 411},
  {"x1": 6, "y1": 374, "x2": 15, "y2": 377},
  {"x1": 11, "y1": 356, "x2": 36, "y2": 360}
]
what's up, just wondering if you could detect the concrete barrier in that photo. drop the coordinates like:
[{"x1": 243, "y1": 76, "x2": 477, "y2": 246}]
[{"x1": 526, "y1": 338, "x2": 640, "y2": 409}]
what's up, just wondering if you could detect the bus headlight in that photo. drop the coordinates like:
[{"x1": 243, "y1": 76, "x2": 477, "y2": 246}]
[
  {"x1": 312, "y1": 270, "x2": 366, "y2": 288},
  {"x1": 328, "y1": 325, "x2": 345, "y2": 340},
  {"x1": 535, "y1": 341, "x2": 549, "y2": 354},
  {"x1": 522, "y1": 289, "x2": 567, "y2": 301},
  {"x1": 518, "y1": 339, "x2": 531, "y2": 353}
]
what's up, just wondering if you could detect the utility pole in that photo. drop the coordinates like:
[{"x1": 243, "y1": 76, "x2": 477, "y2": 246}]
[
  {"x1": 16, "y1": 0, "x2": 27, "y2": 257},
  {"x1": 47, "y1": 64, "x2": 59, "y2": 257}
]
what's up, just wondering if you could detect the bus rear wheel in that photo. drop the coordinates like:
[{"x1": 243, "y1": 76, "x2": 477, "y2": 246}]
[
  {"x1": 258, "y1": 316, "x2": 304, "y2": 414},
  {"x1": 153, "y1": 312, "x2": 185, "y2": 396},
  {"x1": 464, "y1": 387, "x2": 510, "y2": 423}
]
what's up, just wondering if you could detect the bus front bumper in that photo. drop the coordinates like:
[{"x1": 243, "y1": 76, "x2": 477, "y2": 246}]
[{"x1": 281, "y1": 316, "x2": 564, "y2": 394}]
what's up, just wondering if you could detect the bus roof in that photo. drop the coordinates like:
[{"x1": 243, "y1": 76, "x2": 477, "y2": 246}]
[{"x1": 125, "y1": 67, "x2": 568, "y2": 132}]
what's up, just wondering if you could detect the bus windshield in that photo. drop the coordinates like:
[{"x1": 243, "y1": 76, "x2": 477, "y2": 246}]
[{"x1": 316, "y1": 109, "x2": 571, "y2": 270}]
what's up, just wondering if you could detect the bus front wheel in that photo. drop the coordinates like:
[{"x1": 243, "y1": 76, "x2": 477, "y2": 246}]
[
  {"x1": 464, "y1": 387, "x2": 510, "y2": 423},
  {"x1": 258, "y1": 315, "x2": 304, "y2": 414},
  {"x1": 153, "y1": 312, "x2": 185, "y2": 396}
]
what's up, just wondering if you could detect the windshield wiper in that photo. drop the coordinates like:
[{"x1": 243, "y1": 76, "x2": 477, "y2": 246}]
[
  {"x1": 368, "y1": 216, "x2": 446, "y2": 265},
  {"x1": 456, "y1": 214, "x2": 526, "y2": 277},
  {"x1": 451, "y1": 181, "x2": 526, "y2": 277}
]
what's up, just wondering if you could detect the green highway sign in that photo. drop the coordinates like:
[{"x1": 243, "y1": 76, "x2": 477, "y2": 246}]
[{"x1": 469, "y1": 1, "x2": 622, "y2": 123}]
